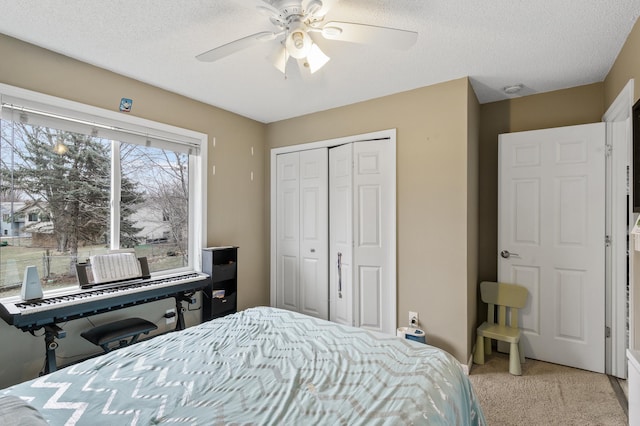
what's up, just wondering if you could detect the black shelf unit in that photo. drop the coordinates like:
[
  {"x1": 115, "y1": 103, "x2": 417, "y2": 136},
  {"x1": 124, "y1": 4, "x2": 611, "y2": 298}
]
[{"x1": 202, "y1": 246, "x2": 238, "y2": 321}]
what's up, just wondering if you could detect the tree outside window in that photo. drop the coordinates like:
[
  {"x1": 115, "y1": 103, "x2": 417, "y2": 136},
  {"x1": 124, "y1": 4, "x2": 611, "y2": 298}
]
[{"x1": 0, "y1": 120, "x2": 190, "y2": 295}]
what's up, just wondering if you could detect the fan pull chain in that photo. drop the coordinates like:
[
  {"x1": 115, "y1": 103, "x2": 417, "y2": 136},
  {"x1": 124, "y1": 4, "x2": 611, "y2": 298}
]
[{"x1": 284, "y1": 29, "x2": 289, "y2": 80}]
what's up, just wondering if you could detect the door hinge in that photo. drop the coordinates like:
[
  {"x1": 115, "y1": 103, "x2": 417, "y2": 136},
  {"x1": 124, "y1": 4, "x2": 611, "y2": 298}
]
[
  {"x1": 605, "y1": 235, "x2": 612, "y2": 247},
  {"x1": 605, "y1": 144, "x2": 613, "y2": 157},
  {"x1": 606, "y1": 326, "x2": 611, "y2": 338}
]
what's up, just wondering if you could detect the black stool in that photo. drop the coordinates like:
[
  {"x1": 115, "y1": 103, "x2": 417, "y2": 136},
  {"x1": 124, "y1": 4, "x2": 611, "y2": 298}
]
[{"x1": 81, "y1": 318, "x2": 157, "y2": 353}]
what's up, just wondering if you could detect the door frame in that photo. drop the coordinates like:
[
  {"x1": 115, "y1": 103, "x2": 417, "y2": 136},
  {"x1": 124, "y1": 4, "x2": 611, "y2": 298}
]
[
  {"x1": 603, "y1": 78, "x2": 635, "y2": 378},
  {"x1": 269, "y1": 129, "x2": 397, "y2": 327}
]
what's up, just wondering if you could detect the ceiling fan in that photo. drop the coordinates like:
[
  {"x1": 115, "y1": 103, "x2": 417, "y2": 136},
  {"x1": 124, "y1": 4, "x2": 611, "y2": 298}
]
[{"x1": 196, "y1": 0, "x2": 418, "y2": 74}]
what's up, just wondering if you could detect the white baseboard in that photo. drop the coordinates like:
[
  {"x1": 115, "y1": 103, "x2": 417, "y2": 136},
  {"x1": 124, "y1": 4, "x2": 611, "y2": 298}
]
[{"x1": 460, "y1": 351, "x2": 474, "y2": 375}]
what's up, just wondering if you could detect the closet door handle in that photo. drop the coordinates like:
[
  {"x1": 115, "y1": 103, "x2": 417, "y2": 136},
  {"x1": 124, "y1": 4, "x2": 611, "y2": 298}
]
[{"x1": 337, "y1": 252, "x2": 343, "y2": 299}]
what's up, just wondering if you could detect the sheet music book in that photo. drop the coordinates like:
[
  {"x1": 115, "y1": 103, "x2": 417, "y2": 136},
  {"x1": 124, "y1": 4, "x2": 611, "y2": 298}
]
[{"x1": 90, "y1": 252, "x2": 142, "y2": 284}]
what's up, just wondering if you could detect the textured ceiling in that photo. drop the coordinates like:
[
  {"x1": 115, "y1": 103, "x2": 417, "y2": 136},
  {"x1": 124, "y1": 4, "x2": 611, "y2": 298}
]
[{"x1": 1, "y1": 0, "x2": 639, "y2": 123}]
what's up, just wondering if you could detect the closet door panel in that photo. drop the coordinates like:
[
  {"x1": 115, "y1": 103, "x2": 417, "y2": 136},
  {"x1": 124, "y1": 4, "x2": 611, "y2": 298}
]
[
  {"x1": 353, "y1": 140, "x2": 396, "y2": 335},
  {"x1": 275, "y1": 152, "x2": 300, "y2": 312},
  {"x1": 299, "y1": 149, "x2": 329, "y2": 319},
  {"x1": 280, "y1": 255, "x2": 298, "y2": 310},
  {"x1": 329, "y1": 144, "x2": 354, "y2": 326},
  {"x1": 359, "y1": 266, "x2": 382, "y2": 329}
]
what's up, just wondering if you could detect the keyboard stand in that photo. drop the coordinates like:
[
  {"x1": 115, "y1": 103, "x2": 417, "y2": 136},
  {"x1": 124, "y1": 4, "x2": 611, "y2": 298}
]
[
  {"x1": 42, "y1": 324, "x2": 66, "y2": 375},
  {"x1": 175, "y1": 293, "x2": 197, "y2": 331}
]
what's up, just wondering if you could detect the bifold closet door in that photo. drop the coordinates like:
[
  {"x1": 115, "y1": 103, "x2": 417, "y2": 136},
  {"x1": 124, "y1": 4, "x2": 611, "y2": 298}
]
[
  {"x1": 275, "y1": 149, "x2": 328, "y2": 320},
  {"x1": 329, "y1": 140, "x2": 396, "y2": 335},
  {"x1": 329, "y1": 144, "x2": 353, "y2": 327}
]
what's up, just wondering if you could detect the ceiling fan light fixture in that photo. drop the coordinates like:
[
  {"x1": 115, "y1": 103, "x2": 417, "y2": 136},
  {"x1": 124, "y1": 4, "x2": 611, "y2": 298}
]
[
  {"x1": 306, "y1": 43, "x2": 330, "y2": 73},
  {"x1": 286, "y1": 30, "x2": 312, "y2": 58},
  {"x1": 198, "y1": 1, "x2": 419, "y2": 78}
]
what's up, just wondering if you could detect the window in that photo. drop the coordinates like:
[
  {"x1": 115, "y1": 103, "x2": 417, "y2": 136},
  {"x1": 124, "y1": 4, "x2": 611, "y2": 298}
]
[{"x1": 0, "y1": 84, "x2": 207, "y2": 297}]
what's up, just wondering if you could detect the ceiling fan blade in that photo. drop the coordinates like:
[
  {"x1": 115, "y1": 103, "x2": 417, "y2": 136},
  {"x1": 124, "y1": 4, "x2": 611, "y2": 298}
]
[
  {"x1": 196, "y1": 31, "x2": 277, "y2": 62},
  {"x1": 321, "y1": 21, "x2": 417, "y2": 50},
  {"x1": 304, "y1": 0, "x2": 339, "y2": 18}
]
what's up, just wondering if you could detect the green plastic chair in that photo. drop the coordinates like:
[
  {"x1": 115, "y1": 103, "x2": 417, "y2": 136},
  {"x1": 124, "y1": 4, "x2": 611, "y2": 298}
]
[{"x1": 474, "y1": 281, "x2": 528, "y2": 375}]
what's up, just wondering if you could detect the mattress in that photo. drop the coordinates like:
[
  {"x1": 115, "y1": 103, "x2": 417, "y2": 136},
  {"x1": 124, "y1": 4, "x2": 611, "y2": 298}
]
[{"x1": 1, "y1": 306, "x2": 486, "y2": 425}]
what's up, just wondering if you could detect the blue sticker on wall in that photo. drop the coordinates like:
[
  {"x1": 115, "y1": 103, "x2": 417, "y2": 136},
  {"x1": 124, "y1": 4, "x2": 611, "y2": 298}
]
[{"x1": 119, "y1": 98, "x2": 133, "y2": 112}]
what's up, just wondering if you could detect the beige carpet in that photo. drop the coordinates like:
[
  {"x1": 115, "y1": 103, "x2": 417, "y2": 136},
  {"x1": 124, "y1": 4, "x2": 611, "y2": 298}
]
[{"x1": 468, "y1": 353, "x2": 627, "y2": 425}]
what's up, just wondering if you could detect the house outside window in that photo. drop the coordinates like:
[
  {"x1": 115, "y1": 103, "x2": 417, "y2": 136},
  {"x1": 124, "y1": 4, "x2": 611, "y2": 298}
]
[{"x1": 0, "y1": 85, "x2": 206, "y2": 297}]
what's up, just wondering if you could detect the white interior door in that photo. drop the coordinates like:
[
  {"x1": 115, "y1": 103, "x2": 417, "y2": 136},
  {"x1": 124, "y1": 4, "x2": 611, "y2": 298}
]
[
  {"x1": 329, "y1": 144, "x2": 353, "y2": 326},
  {"x1": 498, "y1": 123, "x2": 606, "y2": 373},
  {"x1": 275, "y1": 149, "x2": 328, "y2": 319}
]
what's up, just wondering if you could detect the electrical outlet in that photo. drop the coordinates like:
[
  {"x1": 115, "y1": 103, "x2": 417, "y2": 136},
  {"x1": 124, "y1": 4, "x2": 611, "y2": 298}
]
[
  {"x1": 165, "y1": 308, "x2": 176, "y2": 325},
  {"x1": 409, "y1": 311, "x2": 418, "y2": 327}
]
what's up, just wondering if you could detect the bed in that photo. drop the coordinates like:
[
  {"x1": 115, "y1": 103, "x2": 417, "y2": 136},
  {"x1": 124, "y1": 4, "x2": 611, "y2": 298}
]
[{"x1": 1, "y1": 306, "x2": 486, "y2": 425}]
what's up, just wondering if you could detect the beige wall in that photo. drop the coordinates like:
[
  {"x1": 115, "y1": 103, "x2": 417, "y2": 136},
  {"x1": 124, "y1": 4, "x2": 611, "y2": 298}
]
[
  {"x1": 0, "y1": 34, "x2": 268, "y2": 387},
  {"x1": 604, "y1": 16, "x2": 640, "y2": 349},
  {"x1": 466, "y1": 80, "x2": 480, "y2": 359},
  {"x1": 477, "y1": 83, "x2": 605, "y2": 288},
  {"x1": 266, "y1": 77, "x2": 477, "y2": 363}
]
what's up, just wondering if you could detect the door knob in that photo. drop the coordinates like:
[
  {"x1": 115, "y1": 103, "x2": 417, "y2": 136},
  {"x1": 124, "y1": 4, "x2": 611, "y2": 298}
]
[{"x1": 500, "y1": 250, "x2": 519, "y2": 259}]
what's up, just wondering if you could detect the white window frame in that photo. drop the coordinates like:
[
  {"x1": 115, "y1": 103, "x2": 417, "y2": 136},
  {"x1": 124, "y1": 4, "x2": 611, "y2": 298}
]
[{"x1": 0, "y1": 83, "x2": 208, "y2": 276}]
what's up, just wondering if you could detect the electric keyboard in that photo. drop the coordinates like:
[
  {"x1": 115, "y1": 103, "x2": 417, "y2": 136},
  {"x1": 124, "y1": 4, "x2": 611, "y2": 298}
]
[{"x1": 0, "y1": 271, "x2": 210, "y2": 332}]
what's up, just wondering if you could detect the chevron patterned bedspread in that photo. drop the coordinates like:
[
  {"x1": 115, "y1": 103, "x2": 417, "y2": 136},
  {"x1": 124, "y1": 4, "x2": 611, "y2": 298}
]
[{"x1": 2, "y1": 307, "x2": 486, "y2": 425}]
